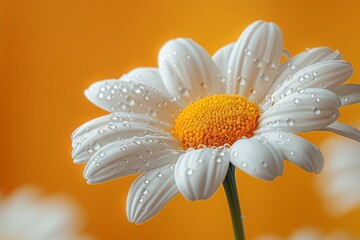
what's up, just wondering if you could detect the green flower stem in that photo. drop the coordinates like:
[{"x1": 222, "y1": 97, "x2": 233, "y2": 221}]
[{"x1": 223, "y1": 163, "x2": 245, "y2": 240}]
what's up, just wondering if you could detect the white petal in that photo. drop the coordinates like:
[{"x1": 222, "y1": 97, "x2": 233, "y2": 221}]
[
  {"x1": 332, "y1": 83, "x2": 360, "y2": 106},
  {"x1": 322, "y1": 121, "x2": 360, "y2": 142},
  {"x1": 212, "y1": 42, "x2": 234, "y2": 92},
  {"x1": 158, "y1": 38, "x2": 222, "y2": 104},
  {"x1": 71, "y1": 112, "x2": 171, "y2": 142},
  {"x1": 126, "y1": 67, "x2": 168, "y2": 92},
  {"x1": 84, "y1": 136, "x2": 182, "y2": 183},
  {"x1": 230, "y1": 136, "x2": 283, "y2": 180},
  {"x1": 263, "y1": 131, "x2": 323, "y2": 173},
  {"x1": 268, "y1": 47, "x2": 342, "y2": 94},
  {"x1": 126, "y1": 163, "x2": 178, "y2": 224},
  {"x1": 174, "y1": 148, "x2": 230, "y2": 201},
  {"x1": 258, "y1": 88, "x2": 341, "y2": 133},
  {"x1": 72, "y1": 121, "x2": 172, "y2": 164},
  {"x1": 84, "y1": 79, "x2": 182, "y2": 123},
  {"x1": 225, "y1": 20, "x2": 283, "y2": 102},
  {"x1": 269, "y1": 60, "x2": 353, "y2": 103}
]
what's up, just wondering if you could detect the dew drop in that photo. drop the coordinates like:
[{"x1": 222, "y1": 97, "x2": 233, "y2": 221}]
[
  {"x1": 92, "y1": 142, "x2": 101, "y2": 150},
  {"x1": 185, "y1": 168, "x2": 194, "y2": 176},
  {"x1": 120, "y1": 85, "x2": 128, "y2": 93},
  {"x1": 142, "y1": 189, "x2": 149, "y2": 195},
  {"x1": 97, "y1": 92, "x2": 104, "y2": 99},
  {"x1": 261, "y1": 161, "x2": 267, "y2": 167},
  {"x1": 244, "y1": 48, "x2": 253, "y2": 56},
  {"x1": 99, "y1": 151, "x2": 105, "y2": 157},
  {"x1": 293, "y1": 98, "x2": 300, "y2": 104},
  {"x1": 289, "y1": 151, "x2": 295, "y2": 156},
  {"x1": 143, "y1": 95, "x2": 150, "y2": 100},
  {"x1": 108, "y1": 122, "x2": 117, "y2": 130},
  {"x1": 95, "y1": 162, "x2": 100, "y2": 167},
  {"x1": 197, "y1": 159, "x2": 203, "y2": 164},
  {"x1": 253, "y1": 58, "x2": 262, "y2": 67},
  {"x1": 242, "y1": 162, "x2": 247, "y2": 168},
  {"x1": 285, "y1": 118, "x2": 295, "y2": 126},
  {"x1": 179, "y1": 87, "x2": 190, "y2": 97},
  {"x1": 238, "y1": 76, "x2": 247, "y2": 86},
  {"x1": 138, "y1": 197, "x2": 144, "y2": 203},
  {"x1": 313, "y1": 107, "x2": 321, "y2": 115},
  {"x1": 111, "y1": 114, "x2": 119, "y2": 121},
  {"x1": 123, "y1": 121, "x2": 131, "y2": 128},
  {"x1": 226, "y1": 66, "x2": 232, "y2": 74},
  {"x1": 232, "y1": 151, "x2": 238, "y2": 157},
  {"x1": 156, "y1": 172, "x2": 163, "y2": 178},
  {"x1": 144, "y1": 179, "x2": 150, "y2": 184},
  {"x1": 259, "y1": 72, "x2": 269, "y2": 81},
  {"x1": 288, "y1": 62, "x2": 296, "y2": 70},
  {"x1": 125, "y1": 96, "x2": 136, "y2": 106},
  {"x1": 185, "y1": 53, "x2": 191, "y2": 59},
  {"x1": 98, "y1": 128, "x2": 105, "y2": 134},
  {"x1": 132, "y1": 85, "x2": 143, "y2": 94}
]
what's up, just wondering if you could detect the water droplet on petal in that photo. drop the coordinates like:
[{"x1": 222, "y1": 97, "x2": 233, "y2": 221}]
[
  {"x1": 285, "y1": 118, "x2": 295, "y2": 126},
  {"x1": 313, "y1": 107, "x2": 321, "y2": 115},
  {"x1": 156, "y1": 172, "x2": 163, "y2": 178},
  {"x1": 253, "y1": 58, "x2": 262, "y2": 67},
  {"x1": 260, "y1": 72, "x2": 269, "y2": 81},
  {"x1": 123, "y1": 121, "x2": 131, "y2": 127},
  {"x1": 108, "y1": 122, "x2": 117, "y2": 130},
  {"x1": 185, "y1": 168, "x2": 194, "y2": 176},
  {"x1": 288, "y1": 62, "x2": 296, "y2": 70},
  {"x1": 179, "y1": 87, "x2": 190, "y2": 97},
  {"x1": 98, "y1": 128, "x2": 105, "y2": 134},
  {"x1": 244, "y1": 48, "x2": 253, "y2": 56}
]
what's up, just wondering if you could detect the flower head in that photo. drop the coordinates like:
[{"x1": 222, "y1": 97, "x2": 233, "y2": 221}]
[{"x1": 72, "y1": 20, "x2": 360, "y2": 224}]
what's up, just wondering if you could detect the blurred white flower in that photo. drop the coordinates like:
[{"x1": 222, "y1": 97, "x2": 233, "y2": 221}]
[
  {"x1": 255, "y1": 227, "x2": 358, "y2": 240},
  {"x1": 317, "y1": 121, "x2": 360, "y2": 216},
  {"x1": 0, "y1": 187, "x2": 94, "y2": 240}
]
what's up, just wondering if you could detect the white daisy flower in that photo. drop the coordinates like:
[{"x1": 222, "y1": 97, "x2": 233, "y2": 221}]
[
  {"x1": 0, "y1": 187, "x2": 94, "y2": 240},
  {"x1": 316, "y1": 122, "x2": 360, "y2": 216},
  {"x1": 72, "y1": 20, "x2": 360, "y2": 228},
  {"x1": 254, "y1": 227, "x2": 358, "y2": 240}
]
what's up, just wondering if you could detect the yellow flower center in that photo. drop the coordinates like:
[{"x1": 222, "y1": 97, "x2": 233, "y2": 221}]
[{"x1": 173, "y1": 94, "x2": 261, "y2": 149}]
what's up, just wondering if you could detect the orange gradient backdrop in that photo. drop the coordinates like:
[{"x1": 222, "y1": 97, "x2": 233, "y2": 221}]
[{"x1": 2, "y1": 0, "x2": 360, "y2": 239}]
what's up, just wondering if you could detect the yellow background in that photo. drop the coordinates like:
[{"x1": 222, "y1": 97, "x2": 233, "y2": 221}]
[{"x1": 2, "y1": 0, "x2": 360, "y2": 239}]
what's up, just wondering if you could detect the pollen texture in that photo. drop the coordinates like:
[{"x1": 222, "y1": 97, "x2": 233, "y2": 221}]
[{"x1": 173, "y1": 94, "x2": 261, "y2": 149}]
